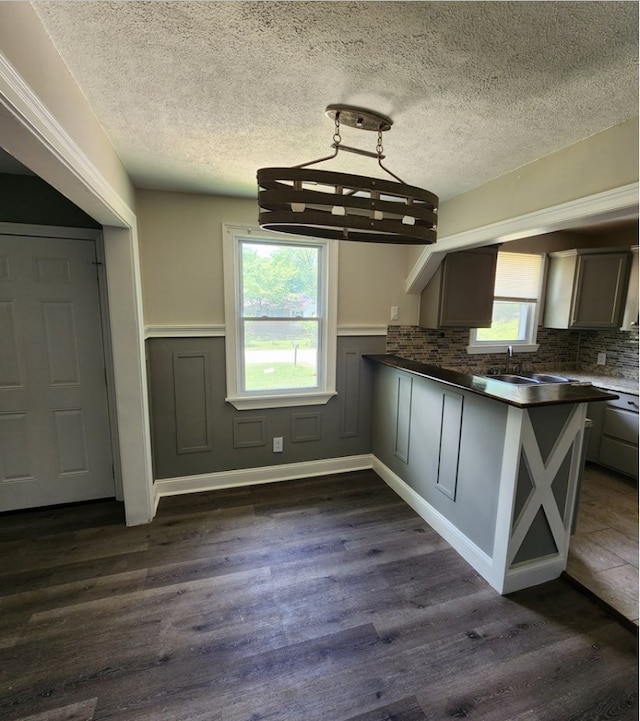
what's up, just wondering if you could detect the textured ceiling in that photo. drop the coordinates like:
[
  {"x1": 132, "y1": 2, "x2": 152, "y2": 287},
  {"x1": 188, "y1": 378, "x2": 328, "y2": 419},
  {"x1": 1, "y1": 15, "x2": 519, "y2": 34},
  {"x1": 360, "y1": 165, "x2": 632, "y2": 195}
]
[{"x1": 32, "y1": 1, "x2": 639, "y2": 201}]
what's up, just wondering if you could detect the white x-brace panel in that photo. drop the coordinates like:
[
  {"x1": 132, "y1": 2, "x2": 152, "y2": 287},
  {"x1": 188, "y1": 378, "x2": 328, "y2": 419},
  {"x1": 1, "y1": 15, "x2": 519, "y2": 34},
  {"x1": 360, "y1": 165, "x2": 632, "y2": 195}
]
[
  {"x1": 492, "y1": 403, "x2": 587, "y2": 593},
  {"x1": 508, "y1": 404, "x2": 585, "y2": 566}
]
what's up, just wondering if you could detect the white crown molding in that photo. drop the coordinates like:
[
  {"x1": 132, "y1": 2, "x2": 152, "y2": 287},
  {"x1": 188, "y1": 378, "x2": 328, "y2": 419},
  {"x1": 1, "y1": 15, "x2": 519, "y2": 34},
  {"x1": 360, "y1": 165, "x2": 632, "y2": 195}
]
[
  {"x1": 0, "y1": 51, "x2": 135, "y2": 228},
  {"x1": 407, "y1": 182, "x2": 640, "y2": 293},
  {"x1": 154, "y1": 454, "x2": 374, "y2": 502}
]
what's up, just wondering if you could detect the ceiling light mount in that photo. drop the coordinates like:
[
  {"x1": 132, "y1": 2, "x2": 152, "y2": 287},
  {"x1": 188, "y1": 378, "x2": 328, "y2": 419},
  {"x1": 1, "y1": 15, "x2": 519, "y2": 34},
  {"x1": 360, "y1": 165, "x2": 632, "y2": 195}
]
[
  {"x1": 324, "y1": 104, "x2": 393, "y2": 133},
  {"x1": 257, "y1": 104, "x2": 438, "y2": 244}
]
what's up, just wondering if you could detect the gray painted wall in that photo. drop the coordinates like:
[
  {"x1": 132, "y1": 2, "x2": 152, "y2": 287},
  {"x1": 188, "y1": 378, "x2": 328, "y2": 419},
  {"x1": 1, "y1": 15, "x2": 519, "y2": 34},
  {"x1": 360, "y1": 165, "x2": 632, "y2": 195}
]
[{"x1": 146, "y1": 335, "x2": 385, "y2": 479}]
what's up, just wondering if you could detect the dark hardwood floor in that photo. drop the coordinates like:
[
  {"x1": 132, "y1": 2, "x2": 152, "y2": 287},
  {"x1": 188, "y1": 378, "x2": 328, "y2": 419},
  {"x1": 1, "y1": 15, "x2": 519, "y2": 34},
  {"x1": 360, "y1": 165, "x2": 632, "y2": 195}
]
[{"x1": 1, "y1": 470, "x2": 637, "y2": 721}]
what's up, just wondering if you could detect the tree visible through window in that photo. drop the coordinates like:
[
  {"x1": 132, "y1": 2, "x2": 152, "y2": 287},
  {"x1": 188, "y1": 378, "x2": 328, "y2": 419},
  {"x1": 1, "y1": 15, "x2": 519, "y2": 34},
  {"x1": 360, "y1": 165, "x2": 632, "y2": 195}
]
[
  {"x1": 223, "y1": 225, "x2": 337, "y2": 410},
  {"x1": 240, "y1": 240, "x2": 320, "y2": 391}
]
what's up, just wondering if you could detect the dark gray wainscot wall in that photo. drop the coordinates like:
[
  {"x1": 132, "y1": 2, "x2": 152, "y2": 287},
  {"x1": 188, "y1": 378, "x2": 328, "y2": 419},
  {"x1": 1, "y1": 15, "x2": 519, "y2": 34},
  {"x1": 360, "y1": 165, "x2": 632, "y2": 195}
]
[{"x1": 146, "y1": 336, "x2": 385, "y2": 491}]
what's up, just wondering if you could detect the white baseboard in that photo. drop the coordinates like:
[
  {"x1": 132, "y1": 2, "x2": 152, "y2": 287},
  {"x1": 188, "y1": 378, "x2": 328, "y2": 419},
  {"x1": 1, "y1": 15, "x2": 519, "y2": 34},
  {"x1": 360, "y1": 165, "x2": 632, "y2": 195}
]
[
  {"x1": 154, "y1": 454, "x2": 375, "y2": 503},
  {"x1": 371, "y1": 457, "x2": 497, "y2": 590},
  {"x1": 501, "y1": 555, "x2": 566, "y2": 594}
]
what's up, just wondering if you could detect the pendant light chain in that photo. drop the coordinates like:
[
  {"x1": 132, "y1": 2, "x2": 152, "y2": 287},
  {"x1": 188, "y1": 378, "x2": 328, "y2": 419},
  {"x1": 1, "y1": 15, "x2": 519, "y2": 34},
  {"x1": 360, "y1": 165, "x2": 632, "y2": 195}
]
[
  {"x1": 376, "y1": 128, "x2": 384, "y2": 158},
  {"x1": 333, "y1": 113, "x2": 342, "y2": 149}
]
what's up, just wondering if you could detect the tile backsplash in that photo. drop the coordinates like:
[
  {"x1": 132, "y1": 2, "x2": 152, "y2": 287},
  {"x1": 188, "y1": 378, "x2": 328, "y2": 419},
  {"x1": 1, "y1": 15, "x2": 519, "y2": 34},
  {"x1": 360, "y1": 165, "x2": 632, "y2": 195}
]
[
  {"x1": 576, "y1": 329, "x2": 639, "y2": 377},
  {"x1": 386, "y1": 325, "x2": 639, "y2": 380}
]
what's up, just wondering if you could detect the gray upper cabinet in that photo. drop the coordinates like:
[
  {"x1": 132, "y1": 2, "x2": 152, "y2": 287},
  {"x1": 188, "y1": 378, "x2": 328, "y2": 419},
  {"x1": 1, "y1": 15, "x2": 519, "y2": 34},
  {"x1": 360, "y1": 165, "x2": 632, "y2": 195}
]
[
  {"x1": 419, "y1": 246, "x2": 498, "y2": 329},
  {"x1": 620, "y1": 247, "x2": 639, "y2": 331},
  {"x1": 543, "y1": 249, "x2": 630, "y2": 329}
]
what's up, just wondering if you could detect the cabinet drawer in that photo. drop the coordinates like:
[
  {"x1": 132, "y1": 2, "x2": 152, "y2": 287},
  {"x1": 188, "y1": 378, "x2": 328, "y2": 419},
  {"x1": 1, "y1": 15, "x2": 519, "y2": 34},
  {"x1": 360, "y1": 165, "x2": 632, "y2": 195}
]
[
  {"x1": 604, "y1": 391, "x2": 639, "y2": 412},
  {"x1": 603, "y1": 406, "x2": 639, "y2": 445},
  {"x1": 598, "y1": 437, "x2": 639, "y2": 479}
]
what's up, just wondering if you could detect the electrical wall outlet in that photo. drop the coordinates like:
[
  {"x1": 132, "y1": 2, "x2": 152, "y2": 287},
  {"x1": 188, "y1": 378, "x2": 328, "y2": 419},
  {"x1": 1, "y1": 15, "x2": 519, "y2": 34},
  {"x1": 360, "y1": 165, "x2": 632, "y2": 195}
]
[
  {"x1": 390, "y1": 306, "x2": 399, "y2": 321},
  {"x1": 597, "y1": 352, "x2": 606, "y2": 365},
  {"x1": 273, "y1": 436, "x2": 283, "y2": 453}
]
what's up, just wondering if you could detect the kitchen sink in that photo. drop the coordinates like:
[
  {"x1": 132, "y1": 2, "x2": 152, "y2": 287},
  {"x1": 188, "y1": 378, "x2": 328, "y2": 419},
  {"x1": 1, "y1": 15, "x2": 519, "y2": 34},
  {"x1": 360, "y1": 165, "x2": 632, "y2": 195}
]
[
  {"x1": 486, "y1": 374, "x2": 540, "y2": 385},
  {"x1": 484, "y1": 372, "x2": 574, "y2": 385},
  {"x1": 518, "y1": 372, "x2": 573, "y2": 383}
]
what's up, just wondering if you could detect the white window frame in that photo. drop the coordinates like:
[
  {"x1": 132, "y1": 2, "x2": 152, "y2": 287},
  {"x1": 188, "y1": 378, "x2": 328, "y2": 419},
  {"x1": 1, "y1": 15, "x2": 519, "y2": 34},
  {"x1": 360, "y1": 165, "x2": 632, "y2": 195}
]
[
  {"x1": 467, "y1": 251, "x2": 546, "y2": 354},
  {"x1": 223, "y1": 224, "x2": 338, "y2": 410}
]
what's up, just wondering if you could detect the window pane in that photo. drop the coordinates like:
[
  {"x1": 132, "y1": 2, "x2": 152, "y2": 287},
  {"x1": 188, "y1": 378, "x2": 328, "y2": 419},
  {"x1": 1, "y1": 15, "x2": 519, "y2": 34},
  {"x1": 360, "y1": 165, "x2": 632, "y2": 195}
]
[
  {"x1": 241, "y1": 242, "x2": 319, "y2": 318},
  {"x1": 243, "y1": 319, "x2": 318, "y2": 391},
  {"x1": 476, "y1": 301, "x2": 535, "y2": 342},
  {"x1": 494, "y1": 253, "x2": 541, "y2": 299}
]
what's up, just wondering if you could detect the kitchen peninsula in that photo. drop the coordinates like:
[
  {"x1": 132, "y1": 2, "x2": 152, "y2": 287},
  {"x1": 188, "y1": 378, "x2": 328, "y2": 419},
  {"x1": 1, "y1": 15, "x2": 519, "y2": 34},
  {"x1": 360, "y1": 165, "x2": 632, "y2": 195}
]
[{"x1": 366, "y1": 354, "x2": 618, "y2": 594}]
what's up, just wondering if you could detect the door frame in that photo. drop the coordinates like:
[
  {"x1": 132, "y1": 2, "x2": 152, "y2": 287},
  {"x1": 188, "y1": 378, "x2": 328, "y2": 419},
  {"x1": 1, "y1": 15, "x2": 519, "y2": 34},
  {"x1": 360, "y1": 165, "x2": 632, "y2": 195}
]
[
  {"x1": 0, "y1": 50, "x2": 154, "y2": 525},
  {"x1": 0, "y1": 222, "x2": 124, "y2": 503}
]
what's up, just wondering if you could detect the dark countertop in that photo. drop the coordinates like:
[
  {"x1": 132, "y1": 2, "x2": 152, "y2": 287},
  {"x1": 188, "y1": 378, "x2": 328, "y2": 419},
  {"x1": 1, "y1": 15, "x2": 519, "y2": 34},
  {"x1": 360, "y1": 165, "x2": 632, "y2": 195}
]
[{"x1": 364, "y1": 354, "x2": 620, "y2": 409}]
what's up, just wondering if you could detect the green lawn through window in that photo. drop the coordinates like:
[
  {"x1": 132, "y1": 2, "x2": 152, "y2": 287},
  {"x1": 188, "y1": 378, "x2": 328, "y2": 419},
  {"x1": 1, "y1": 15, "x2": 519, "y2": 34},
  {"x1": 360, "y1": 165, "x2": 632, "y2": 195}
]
[{"x1": 245, "y1": 362, "x2": 317, "y2": 390}]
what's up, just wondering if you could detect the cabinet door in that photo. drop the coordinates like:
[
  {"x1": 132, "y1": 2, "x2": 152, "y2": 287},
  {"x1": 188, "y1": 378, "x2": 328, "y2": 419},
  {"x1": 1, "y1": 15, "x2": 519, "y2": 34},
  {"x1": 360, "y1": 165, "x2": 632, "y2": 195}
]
[
  {"x1": 621, "y1": 248, "x2": 639, "y2": 330},
  {"x1": 439, "y1": 247, "x2": 497, "y2": 327},
  {"x1": 603, "y1": 405, "x2": 639, "y2": 445},
  {"x1": 571, "y1": 252, "x2": 629, "y2": 328}
]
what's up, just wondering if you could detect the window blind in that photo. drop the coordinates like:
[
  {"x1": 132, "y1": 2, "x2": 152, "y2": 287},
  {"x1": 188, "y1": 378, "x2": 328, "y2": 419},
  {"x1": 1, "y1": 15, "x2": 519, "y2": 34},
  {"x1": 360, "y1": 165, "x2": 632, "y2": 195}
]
[{"x1": 494, "y1": 252, "x2": 542, "y2": 300}]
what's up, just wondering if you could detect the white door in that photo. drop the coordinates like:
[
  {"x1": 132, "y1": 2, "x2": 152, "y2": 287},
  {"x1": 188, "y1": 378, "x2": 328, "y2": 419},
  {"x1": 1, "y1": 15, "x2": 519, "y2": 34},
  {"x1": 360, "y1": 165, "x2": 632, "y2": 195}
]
[{"x1": 0, "y1": 234, "x2": 114, "y2": 511}]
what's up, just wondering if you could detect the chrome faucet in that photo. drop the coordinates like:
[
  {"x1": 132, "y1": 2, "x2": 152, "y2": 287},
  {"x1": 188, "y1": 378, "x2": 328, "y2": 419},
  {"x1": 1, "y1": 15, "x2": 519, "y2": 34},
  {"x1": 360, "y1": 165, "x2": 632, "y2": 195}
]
[{"x1": 505, "y1": 345, "x2": 513, "y2": 374}]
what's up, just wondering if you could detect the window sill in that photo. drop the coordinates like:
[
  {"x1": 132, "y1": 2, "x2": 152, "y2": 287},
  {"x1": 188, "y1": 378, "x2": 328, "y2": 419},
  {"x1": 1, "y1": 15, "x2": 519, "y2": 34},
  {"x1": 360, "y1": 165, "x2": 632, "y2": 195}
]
[
  {"x1": 225, "y1": 390, "x2": 337, "y2": 410},
  {"x1": 466, "y1": 343, "x2": 540, "y2": 355}
]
